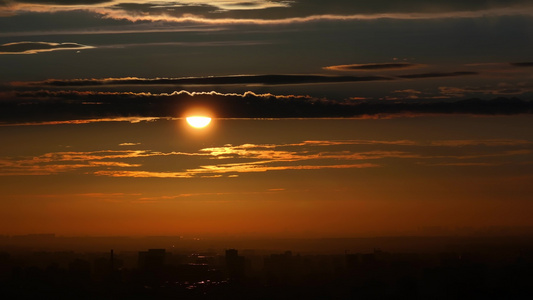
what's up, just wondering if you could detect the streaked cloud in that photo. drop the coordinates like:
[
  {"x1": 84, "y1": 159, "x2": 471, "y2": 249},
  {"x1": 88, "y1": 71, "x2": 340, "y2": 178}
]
[
  {"x1": 421, "y1": 162, "x2": 503, "y2": 167},
  {"x1": 1, "y1": 89, "x2": 531, "y2": 124},
  {"x1": 463, "y1": 62, "x2": 533, "y2": 77},
  {"x1": 429, "y1": 139, "x2": 532, "y2": 147},
  {"x1": 133, "y1": 189, "x2": 291, "y2": 203},
  {"x1": 0, "y1": 149, "x2": 201, "y2": 175},
  {"x1": 12, "y1": 74, "x2": 393, "y2": 87},
  {"x1": 510, "y1": 62, "x2": 533, "y2": 67},
  {"x1": 119, "y1": 142, "x2": 141, "y2": 146},
  {"x1": 98, "y1": 40, "x2": 271, "y2": 49},
  {"x1": 439, "y1": 82, "x2": 533, "y2": 97},
  {"x1": 0, "y1": 117, "x2": 160, "y2": 126},
  {"x1": 324, "y1": 63, "x2": 425, "y2": 72},
  {"x1": 200, "y1": 143, "x2": 421, "y2": 162},
  {"x1": 61, "y1": 8, "x2": 533, "y2": 25},
  {"x1": 0, "y1": 41, "x2": 94, "y2": 54},
  {"x1": 397, "y1": 71, "x2": 478, "y2": 79},
  {"x1": 93, "y1": 163, "x2": 379, "y2": 178},
  {"x1": 9, "y1": 70, "x2": 479, "y2": 89},
  {"x1": 132, "y1": 193, "x2": 238, "y2": 203},
  {"x1": 392, "y1": 89, "x2": 424, "y2": 100},
  {"x1": 2, "y1": 0, "x2": 533, "y2": 25},
  {"x1": 1, "y1": 138, "x2": 531, "y2": 177}
]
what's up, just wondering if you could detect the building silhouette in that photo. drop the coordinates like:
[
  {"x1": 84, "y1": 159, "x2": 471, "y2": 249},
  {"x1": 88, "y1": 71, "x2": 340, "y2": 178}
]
[
  {"x1": 225, "y1": 249, "x2": 245, "y2": 279},
  {"x1": 138, "y1": 249, "x2": 166, "y2": 271}
]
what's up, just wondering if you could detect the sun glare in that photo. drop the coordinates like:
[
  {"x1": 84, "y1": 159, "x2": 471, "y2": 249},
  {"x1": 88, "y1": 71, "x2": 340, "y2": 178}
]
[{"x1": 186, "y1": 116, "x2": 212, "y2": 128}]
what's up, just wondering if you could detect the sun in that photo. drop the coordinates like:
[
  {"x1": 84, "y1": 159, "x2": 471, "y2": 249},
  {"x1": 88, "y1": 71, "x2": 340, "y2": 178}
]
[{"x1": 186, "y1": 116, "x2": 212, "y2": 128}]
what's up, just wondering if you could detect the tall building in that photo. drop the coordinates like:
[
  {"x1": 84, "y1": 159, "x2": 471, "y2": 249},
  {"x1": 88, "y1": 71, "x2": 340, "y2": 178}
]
[
  {"x1": 225, "y1": 249, "x2": 245, "y2": 279},
  {"x1": 138, "y1": 249, "x2": 166, "y2": 271}
]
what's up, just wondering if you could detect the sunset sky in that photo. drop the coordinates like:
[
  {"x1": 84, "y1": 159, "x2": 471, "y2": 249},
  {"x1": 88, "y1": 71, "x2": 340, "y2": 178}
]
[{"x1": 1, "y1": 0, "x2": 532, "y2": 237}]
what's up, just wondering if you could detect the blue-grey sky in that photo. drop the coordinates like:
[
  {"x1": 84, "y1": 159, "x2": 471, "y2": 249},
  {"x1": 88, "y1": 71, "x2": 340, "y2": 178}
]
[{"x1": 1, "y1": 0, "x2": 532, "y2": 118}]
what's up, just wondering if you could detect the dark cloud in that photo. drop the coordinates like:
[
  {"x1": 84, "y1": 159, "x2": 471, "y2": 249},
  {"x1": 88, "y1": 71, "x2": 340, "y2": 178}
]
[
  {"x1": 4, "y1": 0, "x2": 533, "y2": 24},
  {"x1": 288, "y1": 0, "x2": 533, "y2": 14},
  {"x1": 397, "y1": 71, "x2": 478, "y2": 79},
  {"x1": 0, "y1": 41, "x2": 93, "y2": 54},
  {"x1": 510, "y1": 62, "x2": 533, "y2": 67},
  {"x1": 0, "y1": 90, "x2": 530, "y2": 124},
  {"x1": 324, "y1": 63, "x2": 424, "y2": 71},
  {"x1": 13, "y1": 75, "x2": 393, "y2": 87},
  {"x1": 439, "y1": 82, "x2": 533, "y2": 97},
  {"x1": 8, "y1": 0, "x2": 533, "y2": 12},
  {"x1": 226, "y1": 2, "x2": 264, "y2": 8},
  {"x1": 111, "y1": 2, "x2": 216, "y2": 16}
]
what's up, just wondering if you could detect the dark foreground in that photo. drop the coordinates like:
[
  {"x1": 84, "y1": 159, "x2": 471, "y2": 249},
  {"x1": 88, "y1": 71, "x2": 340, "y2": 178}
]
[{"x1": 1, "y1": 236, "x2": 533, "y2": 299}]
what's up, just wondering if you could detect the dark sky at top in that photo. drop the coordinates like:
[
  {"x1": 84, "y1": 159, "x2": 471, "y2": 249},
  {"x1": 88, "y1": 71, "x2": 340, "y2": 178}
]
[{"x1": 0, "y1": 0, "x2": 532, "y2": 119}]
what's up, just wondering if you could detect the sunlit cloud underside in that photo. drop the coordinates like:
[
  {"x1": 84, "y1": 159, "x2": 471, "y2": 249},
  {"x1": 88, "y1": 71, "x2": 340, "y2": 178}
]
[
  {"x1": 3, "y1": 0, "x2": 533, "y2": 24},
  {"x1": 0, "y1": 139, "x2": 531, "y2": 177}
]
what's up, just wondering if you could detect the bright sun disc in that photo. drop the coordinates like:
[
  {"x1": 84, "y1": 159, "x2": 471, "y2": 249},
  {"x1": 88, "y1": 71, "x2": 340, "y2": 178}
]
[{"x1": 186, "y1": 116, "x2": 212, "y2": 128}]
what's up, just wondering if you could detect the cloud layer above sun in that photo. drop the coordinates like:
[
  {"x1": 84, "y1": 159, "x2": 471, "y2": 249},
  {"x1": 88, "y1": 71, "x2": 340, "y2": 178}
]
[
  {"x1": 3, "y1": 0, "x2": 533, "y2": 24},
  {"x1": 1, "y1": 0, "x2": 532, "y2": 110},
  {"x1": 1, "y1": 89, "x2": 531, "y2": 125}
]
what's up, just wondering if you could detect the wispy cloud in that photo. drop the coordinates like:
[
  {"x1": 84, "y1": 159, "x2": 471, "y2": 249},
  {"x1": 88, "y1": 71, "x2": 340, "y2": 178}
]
[
  {"x1": 200, "y1": 143, "x2": 421, "y2": 162},
  {"x1": 1, "y1": 138, "x2": 531, "y2": 177},
  {"x1": 324, "y1": 63, "x2": 426, "y2": 71},
  {"x1": 0, "y1": 149, "x2": 201, "y2": 175},
  {"x1": 71, "y1": 3, "x2": 533, "y2": 24},
  {"x1": 510, "y1": 62, "x2": 533, "y2": 67},
  {"x1": 429, "y1": 139, "x2": 533, "y2": 147},
  {"x1": 421, "y1": 162, "x2": 503, "y2": 167},
  {"x1": 51, "y1": 8, "x2": 533, "y2": 25},
  {"x1": 0, "y1": 117, "x2": 160, "y2": 126},
  {"x1": 397, "y1": 71, "x2": 478, "y2": 79},
  {"x1": 8, "y1": 70, "x2": 480, "y2": 89},
  {"x1": 3, "y1": 1, "x2": 533, "y2": 25},
  {"x1": 133, "y1": 189, "x2": 291, "y2": 203},
  {"x1": 439, "y1": 82, "x2": 533, "y2": 97},
  {"x1": 0, "y1": 25, "x2": 226, "y2": 38},
  {"x1": 12, "y1": 75, "x2": 393, "y2": 87},
  {"x1": 0, "y1": 41, "x2": 94, "y2": 54},
  {"x1": 119, "y1": 142, "x2": 141, "y2": 146},
  {"x1": 93, "y1": 163, "x2": 379, "y2": 178}
]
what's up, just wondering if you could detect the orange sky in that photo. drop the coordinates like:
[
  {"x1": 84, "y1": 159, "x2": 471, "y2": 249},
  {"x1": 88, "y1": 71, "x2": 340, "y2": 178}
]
[{"x1": 1, "y1": 116, "x2": 532, "y2": 237}]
